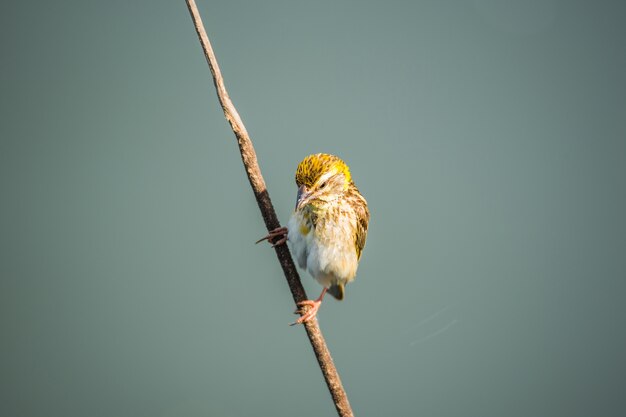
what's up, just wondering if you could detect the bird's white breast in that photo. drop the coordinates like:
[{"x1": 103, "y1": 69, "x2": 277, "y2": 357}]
[{"x1": 287, "y1": 207, "x2": 358, "y2": 289}]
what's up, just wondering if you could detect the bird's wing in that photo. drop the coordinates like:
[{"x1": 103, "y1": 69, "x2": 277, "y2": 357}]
[{"x1": 353, "y1": 192, "x2": 370, "y2": 261}]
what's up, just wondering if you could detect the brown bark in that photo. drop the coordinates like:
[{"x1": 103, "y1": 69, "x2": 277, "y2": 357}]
[{"x1": 184, "y1": 1, "x2": 354, "y2": 416}]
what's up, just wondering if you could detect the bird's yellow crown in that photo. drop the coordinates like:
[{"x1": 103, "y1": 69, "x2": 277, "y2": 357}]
[{"x1": 295, "y1": 153, "x2": 351, "y2": 188}]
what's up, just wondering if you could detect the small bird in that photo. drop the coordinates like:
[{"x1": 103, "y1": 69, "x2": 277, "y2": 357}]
[{"x1": 257, "y1": 153, "x2": 370, "y2": 325}]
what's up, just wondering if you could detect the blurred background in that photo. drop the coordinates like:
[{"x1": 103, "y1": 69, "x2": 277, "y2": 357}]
[{"x1": 1, "y1": 1, "x2": 625, "y2": 416}]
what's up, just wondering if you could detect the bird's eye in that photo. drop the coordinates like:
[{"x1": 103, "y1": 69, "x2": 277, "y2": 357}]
[{"x1": 319, "y1": 181, "x2": 327, "y2": 189}]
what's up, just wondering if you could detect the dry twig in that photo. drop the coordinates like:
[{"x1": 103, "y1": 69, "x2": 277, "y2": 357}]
[{"x1": 184, "y1": 1, "x2": 354, "y2": 416}]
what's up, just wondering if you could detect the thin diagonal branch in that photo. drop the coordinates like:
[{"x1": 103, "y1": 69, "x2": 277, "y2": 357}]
[{"x1": 184, "y1": 1, "x2": 354, "y2": 416}]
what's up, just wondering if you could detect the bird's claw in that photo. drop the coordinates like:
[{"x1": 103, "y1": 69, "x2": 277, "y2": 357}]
[
  {"x1": 290, "y1": 299, "x2": 322, "y2": 326},
  {"x1": 256, "y1": 226, "x2": 288, "y2": 247}
]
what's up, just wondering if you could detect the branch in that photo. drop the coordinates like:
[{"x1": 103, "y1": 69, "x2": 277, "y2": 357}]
[{"x1": 184, "y1": 1, "x2": 354, "y2": 416}]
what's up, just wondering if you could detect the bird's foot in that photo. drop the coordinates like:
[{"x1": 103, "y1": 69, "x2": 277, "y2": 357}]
[
  {"x1": 255, "y1": 226, "x2": 288, "y2": 247},
  {"x1": 290, "y1": 288, "x2": 328, "y2": 326},
  {"x1": 291, "y1": 299, "x2": 322, "y2": 326}
]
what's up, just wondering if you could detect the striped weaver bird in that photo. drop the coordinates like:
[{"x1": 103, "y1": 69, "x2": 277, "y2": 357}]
[{"x1": 258, "y1": 153, "x2": 369, "y2": 325}]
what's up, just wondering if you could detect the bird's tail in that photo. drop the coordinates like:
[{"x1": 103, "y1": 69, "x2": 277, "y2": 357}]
[{"x1": 327, "y1": 284, "x2": 344, "y2": 300}]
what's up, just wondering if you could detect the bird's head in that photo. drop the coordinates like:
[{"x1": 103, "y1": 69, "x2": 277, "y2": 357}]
[{"x1": 294, "y1": 153, "x2": 352, "y2": 210}]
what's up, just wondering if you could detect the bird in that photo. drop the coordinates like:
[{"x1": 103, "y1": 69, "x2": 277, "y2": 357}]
[{"x1": 257, "y1": 153, "x2": 369, "y2": 325}]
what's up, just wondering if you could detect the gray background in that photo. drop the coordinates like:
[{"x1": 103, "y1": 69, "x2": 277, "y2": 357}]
[{"x1": 2, "y1": 1, "x2": 625, "y2": 416}]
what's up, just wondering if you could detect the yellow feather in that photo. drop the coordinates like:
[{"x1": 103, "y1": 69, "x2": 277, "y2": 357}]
[
  {"x1": 295, "y1": 153, "x2": 351, "y2": 188},
  {"x1": 299, "y1": 223, "x2": 310, "y2": 235}
]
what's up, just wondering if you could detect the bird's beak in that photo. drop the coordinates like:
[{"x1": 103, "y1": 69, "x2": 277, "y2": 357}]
[{"x1": 296, "y1": 185, "x2": 309, "y2": 210}]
